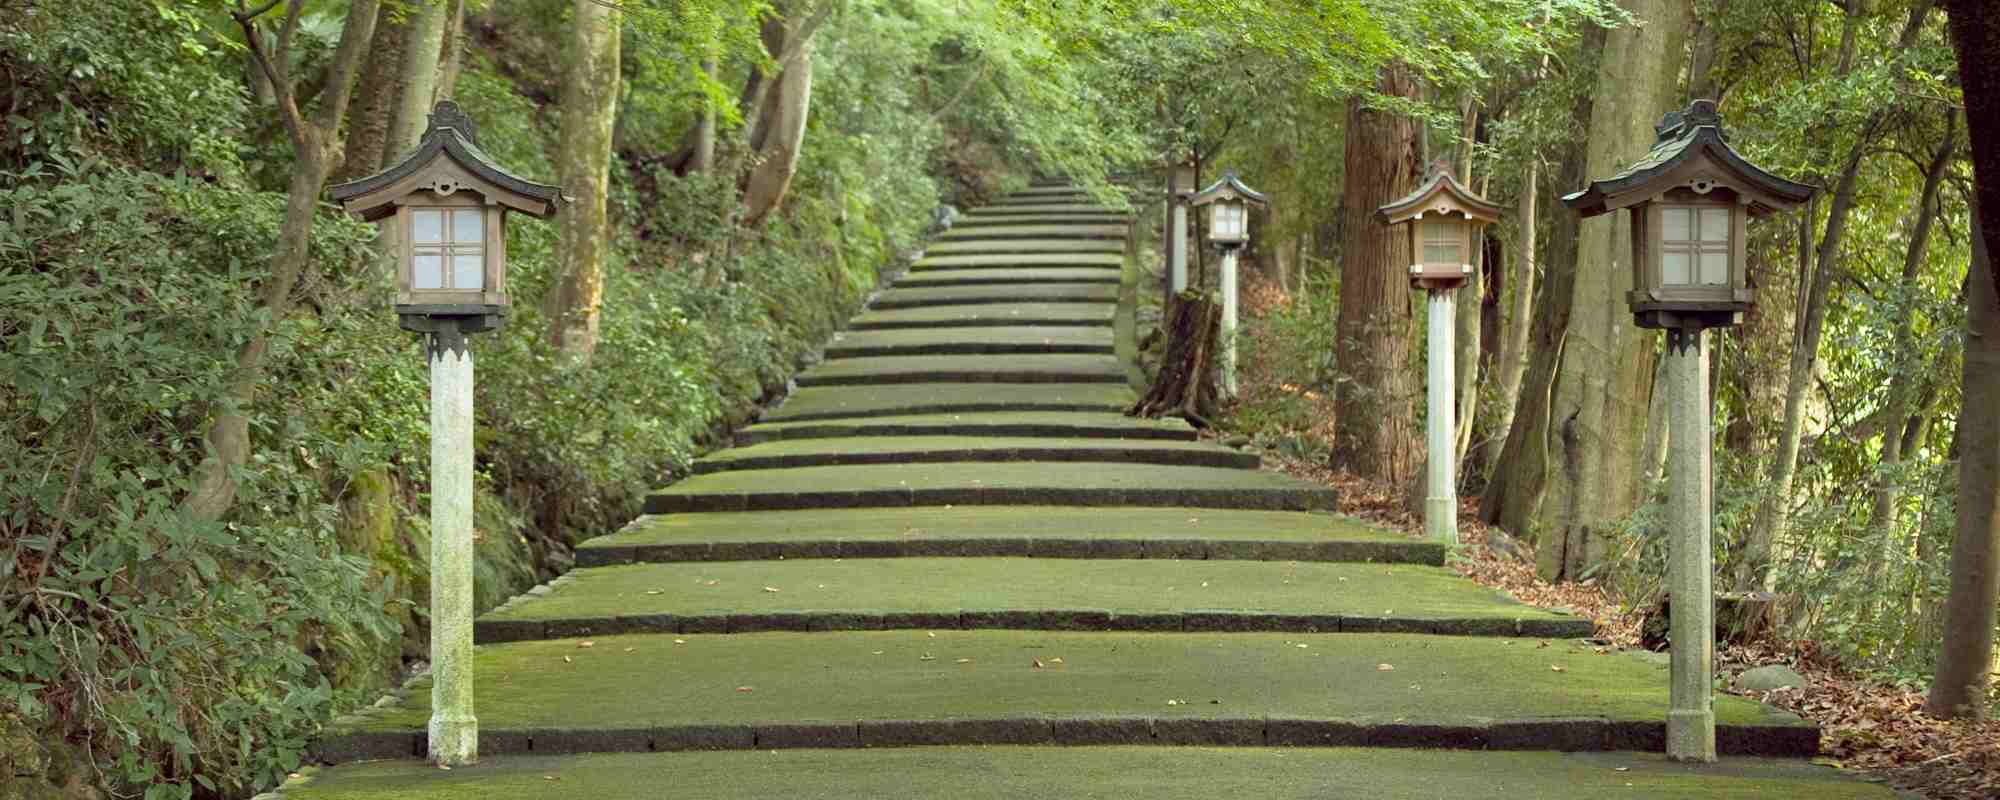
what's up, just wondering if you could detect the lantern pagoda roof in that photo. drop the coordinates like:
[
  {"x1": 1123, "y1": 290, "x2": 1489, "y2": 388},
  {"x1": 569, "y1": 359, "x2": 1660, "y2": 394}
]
[
  {"x1": 1376, "y1": 161, "x2": 1503, "y2": 225},
  {"x1": 1186, "y1": 171, "x2": 1269, "y2": 208},
  {"x1": 329, "y1": 101, "x2": 562, "y2": 223},
  {"x1": 1562, "y1": 99, "x2": 1813, "y2": 218}
]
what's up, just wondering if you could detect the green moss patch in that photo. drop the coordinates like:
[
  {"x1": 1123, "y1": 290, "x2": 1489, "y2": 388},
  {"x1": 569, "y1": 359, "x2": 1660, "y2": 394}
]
[
  {"x1": 796, "y1": 354, "x2": 1127, "y2": 386},
  {"x1": 873, "y1": 283, "x2": 1118, "y2": 308},
  {"x1": 895, "y1": 267, "x2": 1121, "y2": 287},
  {"x1": 584, "y1": 507, "x2": 1399, "y2": 548},
  {"x1": 644, "y1": 462, "x2": 1337, "y2": 513},
  {"x1": 852, "y1": 302, "x2": 1114, "y2": 329},
  {"x1": 288, "y1": 748, "x2": 1892, "y2": 800},
  {"x1": 925, "y1": 239, "x2": 1125, "y2": 255},
  {"x1": 758, "y1": 386, "x2": 1136, "y2": 422},
  {"x1": 914, "y1": 252, "x2": 1124, "y2": 269},
  {"x1": 341, "y1": 630, "x2": 1795, "y2": 733},
  {"x1": 939, "y1": 223, "x2": 1127, "y2": 240}
]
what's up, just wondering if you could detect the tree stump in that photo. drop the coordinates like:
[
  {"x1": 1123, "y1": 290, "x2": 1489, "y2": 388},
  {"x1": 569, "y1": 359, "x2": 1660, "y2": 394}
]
[
  {"x1": 1129, "y1": 293, "x2": 1223, "y2": 425},
  {"x1": 1638, "y1": 591, "x2": 1788, "y2": 652}
]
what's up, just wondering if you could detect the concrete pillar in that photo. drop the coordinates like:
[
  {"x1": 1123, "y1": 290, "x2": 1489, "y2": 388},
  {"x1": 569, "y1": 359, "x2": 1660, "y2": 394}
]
[
  {"x1": 428, "y1": 329, "x2": 478, "y2": 766},
  {"x1": 1220, "y1": 246, "x2": 1239, "y2": 398},
  {"x1": 1665, "y1": 327, "x2": 1716, "y2": 763},
  {"x1": 1169, "y1": 165, "x2": 1191, "y2": 296},
  {"x1": 1425, "y1": 289, "x2": 1457, "y2": 546}
]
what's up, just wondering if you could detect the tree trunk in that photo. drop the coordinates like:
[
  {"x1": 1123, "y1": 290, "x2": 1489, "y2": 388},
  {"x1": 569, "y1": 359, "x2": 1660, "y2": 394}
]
[
  {"x1": 691, "y1": 48, "x2": 718, "y2": 174},
  {"x1": 434, "y1": 0, "x2": 467, "y2": 101},
  {"x1": 545, "y1": 0, "x2": 622, "y2": 363},
  {"x1": 334, "y1": 7, "x2": 407, "y2": 183},
  {"x1": 1453, "y1": 236, "x2": 1483, "y2": 467},
  {"x1": 384, "y1": 0, "x2": 447, "y2": 160},
  {"x1": 1487, "y1": 156, "x2": 1539, "y2": 475},
  {"x1": 186, "y1": 0, "x2": 381, "y2": 521},
  {"x1": 1927, "y1": 0, "x2": 2000, "y2": 720},
  {"x1": 1332, "y1": 66, "x2": 1422, "y2": 485},
  {"x1": 741, "y1": 17, "x2": 815, "y2": 226},
  {"x1": 1489, "y1": 0, "x2": 1687, "y2": 581}
]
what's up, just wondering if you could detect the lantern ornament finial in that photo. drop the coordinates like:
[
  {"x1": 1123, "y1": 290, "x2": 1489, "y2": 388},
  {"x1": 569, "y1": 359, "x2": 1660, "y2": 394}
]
[
  {"x1": 1564, "y1": 99, "x2": 1814, "y2": 330},
  {"x1": 1376, "y1": 160, "x2": 1504, "y2": 290},
  {"x1": 328, "y1": 101, "x2": 561, "y2": 341},
  {"x1": 1185, "y1": 171, "x2": 1269, "y2": 250}
]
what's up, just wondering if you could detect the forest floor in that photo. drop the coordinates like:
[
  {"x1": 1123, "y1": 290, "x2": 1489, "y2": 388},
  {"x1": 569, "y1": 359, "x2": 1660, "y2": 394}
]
[{"x1": 1227, "y1": 275, "x2": 2000, "y2": 800}]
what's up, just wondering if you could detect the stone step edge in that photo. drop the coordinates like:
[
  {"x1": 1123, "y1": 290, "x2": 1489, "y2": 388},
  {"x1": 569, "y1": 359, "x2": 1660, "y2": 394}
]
[
  {"x1": 871, "y1": 296, "x2": 1115, "y2": 310},
  {"x1": 736, "y1": 421, "x2": 1193, "y2": 445},
  {"x1": 794, "y1": 371, "x2": 1127, "y2": 387},
  {"x1": 823, "y1": 342, "x2": 1115, "y2": 358},
  {"x1": 757, "y1": 401, "x2": 1132, "y2": 424},
  {"x1": 895, "y1": 274, "x2": 1120, "y2": 287},
  {"x1": 922, "y1": 245, "x2": 1127, "y2": 257},
  {"x1": 689, "y1": 446, "x2": 1257, "y2": 475},
  {"x1": 938, "y1": 230, "x2": 1125, "y2": 241},
  {"x1": 643, "y1": 487, "x2": 1339, "y2": 515},
  {"x1": 850, "y1": 318, "x2": 1112, "y2": 331},
  {"x1": 313, "y1": 714, "x2": 1817, "y2": 765},
  {"x1": 576, "y1": 537, "x2": 1440, "y2": 568},
  {"x1": 910, "y1": 262, "x2": 1122, "y2": 272},
  {"x1": 949, "y1": 216, "x2": 1130, "y2": 228},
  {"x1": 474, "y1": 610, "x2": 1593, "y2": 645}
]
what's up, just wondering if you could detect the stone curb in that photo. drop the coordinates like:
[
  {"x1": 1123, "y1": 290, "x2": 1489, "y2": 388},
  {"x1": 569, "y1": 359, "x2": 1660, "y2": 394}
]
[
  {"x1": 937, "y1": 230, "x2": 1125, "y2": 242},
  {"x1": 574, "y1": 536, "x2": 1442, "y2": 568},
  {"x1": 909, "y1": 261, "x2": 1126, "y2": 272},
  {"x1": 849, "y1": 317, "x2": 1112, "y2": 331},
  {"x1": 894, "y1": 273, "x2": 1121, "y2": 287},
  {"x1": 758, "y1": 401, "x2": 1131, "y2": 424},
  {"x1": 643, "y1": 486, "x2": 1340, "y2": 515},
  {"x1": 924, "y1": 243, "x2": 1126, "y2": 256},
  {"x1": 949, "y1": 215, "x2": 1130, "y2": 228},
  {"x1": 794, "y1": 369, "x2": 1128, "y2": 387},
  {"x1": 736, "y1": 421, "x2": 1195, "y2": 444},
  {"x1": 472, "y1": 609, "x2": 1593, "y2": 644},
  {"x1": 689, "y1": 445, "x2": 1258, "y2": 474},
  {"x1": 963, "y1": 206, "x2": 1122, "y2": 216},
  {"x1": 822, "y1": 341, "x2": 1116, "y2": 358},
  {"x1": 311, "y1": 715, "x2": 1818, "y2": 765}
]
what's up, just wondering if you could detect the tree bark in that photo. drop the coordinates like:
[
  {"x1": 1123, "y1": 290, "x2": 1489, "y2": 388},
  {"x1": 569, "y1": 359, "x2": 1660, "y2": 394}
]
[
  {"x1": 741, "y1": 17, "x2": 815, "y2": 226},
  {"x1": 1927, "y1": 0, "x2": 2000, "y2": 720},
  {"x1": 186, "y1": 0, "x2": 381, "y2": 521},
  {"x1": 1487, "y1": 150, "x2": 1539, "y2": 476},
  {"x1": 334, "y1": 6, "x2": 406, "y2": 183},
  {"x1": 1332, "y1": 65, "x2": 1422, "y2": 485},
  {"x1": 545, "y1": 0, "x2": 622, "y2": 363},
  {"x1": 384, "y1": 0, "x2": 447, "y2": 161},
  {"x1": 434, "y1": 0, "x2": 466, "y2": 101}
]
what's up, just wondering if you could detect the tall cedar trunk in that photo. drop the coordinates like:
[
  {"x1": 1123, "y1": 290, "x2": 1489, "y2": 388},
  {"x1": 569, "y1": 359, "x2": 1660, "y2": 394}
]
[
  {"x1": 546, "y1": 0, "x2": 621, "y2": 362},
  {"x1": 1928, "y1": 0, "x2": 2000, "y2": 720},
  {"x1": 1331, "y1": 66, "x2": 1422, "y2": 485},
  {"x1": 1867, "y1": 128, "x2": 1954, "y2": 585},
  {"x1": 1487, "y1": 153, "x2": 1538, "y2": 475},
  {"x1": 186, "y1": 0, "x2": 381, "y2": 520},
  {"x1": 1735, "y1": 0, "x2": 1936, "y2": 592},
  {"x1": 335, "y1": 9, "x2": 407, "y2": 183},
  {"x1": 741, "y1": 18, "x2": 814, "y2": 226},
  {"x1": 1482, "y1": 23, "x2": 1603, "y2": 534},
  {"x1": 1450, "y1": 103, "x2": 1484, "y2": 469},
  {"x1": 384, "y1": 0, "x2": 447, "y2": 159},
  {"x1": 691, "y1": 48, "x2": 718, "y2": 173},
  {"x1": 435, "y1": 0, "x2": 466, "y2": 101}
]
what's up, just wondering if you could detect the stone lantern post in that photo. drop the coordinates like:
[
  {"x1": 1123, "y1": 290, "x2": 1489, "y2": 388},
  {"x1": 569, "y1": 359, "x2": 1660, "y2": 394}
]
[{"x1": 1186, "y1": 172, "x2": 1268, "y2": 398}]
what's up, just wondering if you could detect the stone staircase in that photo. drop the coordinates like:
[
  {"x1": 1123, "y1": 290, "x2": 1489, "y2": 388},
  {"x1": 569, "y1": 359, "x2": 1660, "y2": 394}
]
[{"x1": 281, "y1": 182, "x2": 1888, "y2": 799}]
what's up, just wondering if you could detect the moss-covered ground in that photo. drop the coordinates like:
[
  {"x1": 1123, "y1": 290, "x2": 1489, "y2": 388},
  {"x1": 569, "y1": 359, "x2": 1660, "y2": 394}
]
[
  {"x1": 852, "y1": 301, "x2": 1115, "y2": 328},
  {"x1": 926, "y1": 238, "x2": 1124, "y2": 254},
  {"x1": 482, "y1": 558, "x2": 1573, "y2": 624},
  {"x1": 913, "y1": 252, "x2": 1124, "y2": 269},
  {"x1": 649, "y1": 461, "x2": 1332, "y2": 497},
  {"x1": 707, "y1": 435, "x2": 1234, "y2": 461},
  {"x1": 580, "y1": 507, "x2": 1404, "y2": 549},
  {"x1": 826, "y1": 326, "x2": 1113, "y2": 353},
  {"x1": 873, "y1": 283, "x2": 1119, "y2": 306},
  {"x1": 746, "y1": 410, "x2": 1183, "y2": 435},
  {"x1": 285, "y1": 748, "x2": 1899, "y2": 800},
  {"x1": 757, "y1": 386, "x2": 1135, "y2": 421},
  {"x1": 798, "y1": 354, "x2": 1127, "y2": 383},
  {"x1": 894, "y1": 267, "x2": 1121, "y2": 286},
  {"x1": 939, "y1": 222, "x2": 1128, "y2": 239},
  {"x1": 343, "y1": 631, "x2": 1790, "y2": 732}
]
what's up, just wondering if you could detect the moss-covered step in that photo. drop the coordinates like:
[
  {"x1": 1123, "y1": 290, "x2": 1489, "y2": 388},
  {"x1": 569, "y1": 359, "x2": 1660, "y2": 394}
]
[
  {"x1": 924, "y1": 239, "x2": 1125, "y2": 256},
  {"x1": 871, "y1": 284, "x2": 1118, "y2": 310},
  {"x1": 574, "y1": 507, "x2": 1434, "y2": 567},
  {"x1": 474, "y1": 558, "x2": 1587, "y2": 643},
  {"x1": 851, "y1": 302, "x2": 1114, "y2": 330},
  {"x1": 950, "y1": 213, "x2": 1131, "y2": 229},
  {"x1": 643, "y1": 462, "x2": 1338, "y2": 514},
  {"x1": 316, "y1": 631, "x2": 1814, "y2": 761},
  {"x1": 759, "y1": 385, "x2": 1136, "y2": 422},
  {"x1": 963, "y1": 203, "x2": 1122, "y2": 215},
  {"x1": 691, "y1": 436, "x2": 1254, "y2": 474},
  {"x1": 939, "y1": 223, "x2": 1127, "y2": 240},
  {"x1": 282, "y1": 747, "x2": 1897, "y2": 800},
  {"x1": 913, "y1": 252, "x2": 1124, "y2": 270},
  {"x1": 823, "y1": 327, "x2": 1112, "y2": 358},
  {"x1": 893, "y1": 267, "x2": 1120, "y2": 288},
  {"x1": 793, "y1": 354, "x2": 1127, "y2": 387},
  {"x1": 739, "y1": 411, "x2": 1191, "y2": 444}
]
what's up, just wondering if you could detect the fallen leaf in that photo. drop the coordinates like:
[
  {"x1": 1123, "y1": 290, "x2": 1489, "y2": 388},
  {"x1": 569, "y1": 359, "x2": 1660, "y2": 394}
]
[
  {"x1": 1550, "y1": 665, "x2": 1567, "y2": 673},
  {"x1": 927, "y1": 632, "x2": 936, "y2": 638},
  {"x1": 1377, "y1": 663, "x2": 1395, "y2": 671},
  {"x1": 955, "y1": 658, "x2": 973, "y2": 664},
  {"x1": 439, "y1": 765, "x2": 452, "y2": 771},
  {"x1": 544, "y1": 775, "x2": 559, "y2": 781},
  {"x1": 736, "y1": 686, "x2": 754, "y2": 693},
  {"x1": 1613, "y1": 767, "x2": 1630, "y2": 772},
  {"x1": 645, "y1": 590, "x2": 664, "y2": 595},
  {"x1": 673, "y1": 639, "x2": 687, "y2": 644},
  {"x1": 872, "y1": 650, "x2": 885, "y2": 655},
  {"x1": 919, "y1": 654, "x2": 936, "y2": 661},
  {"x1": 704, "y1": 580, "x2": 719, "y2": 586},
  {"x1": 578, "y1": 641, "x2": 595, "y2": 648},
  {"x1": 562, "y1": 655, "x2": 573, "y2": 663},
  {"x1": 763, "y1": 586, "x2": 782, "y2": 593},
  {"x1": 1049, "y1": 657, "x2": 1063, "y2": 665},
  {"x1": 623, "y1": 647, "x2": 636, "y2": 653},
  {"x1": 1295, "y1": 643, "x2": 1309, "y2": 649}
]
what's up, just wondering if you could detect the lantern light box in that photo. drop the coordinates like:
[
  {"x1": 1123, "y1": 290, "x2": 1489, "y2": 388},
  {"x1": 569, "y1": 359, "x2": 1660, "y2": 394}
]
[
  {"x1": 1563, "y1": 99, "x2": 1813, "y2": 330},
  {"x1": 1186, "y1": 171, "x2": 1269, "y2": 248},
  {"x1": 1376, "y1": 161, "x2": 1504, "y2": 290},
  {"x1": 329, "y1": 101, "x2": 562, "y2": 334}
]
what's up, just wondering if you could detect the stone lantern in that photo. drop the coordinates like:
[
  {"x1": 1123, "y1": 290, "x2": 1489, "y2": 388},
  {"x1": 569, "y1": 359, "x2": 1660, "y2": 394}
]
[
  {"x1": 1563, "y1": 99, "x2": 1812, "y2": 330},
  {"x1": 329, "y1": 101, "x2": 561, "y2": 339},
  {"x1": 326, "y1": 101, "x2": 561, "y2": 768},
  {"x1": 1186, "y1": 172, "x2": 1269, "y2": 397},
  {"x1": 1376, "y1": 162, "x2": 1502, "y2": 546},
  {"x1": 1565, "y1": 99, "x2": 1812, "y2": 764}
]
